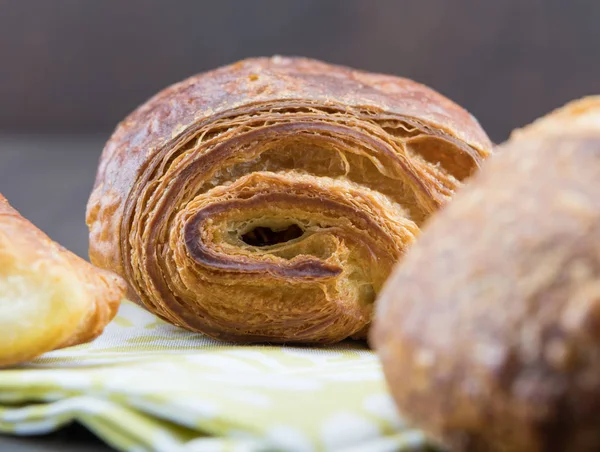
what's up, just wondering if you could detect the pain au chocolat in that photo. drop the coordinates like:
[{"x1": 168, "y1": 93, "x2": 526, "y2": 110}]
[
  {"x1": 87, "y1": 56, "x2": 491, "y2": 343},
  {"x1": 371, "y1": 97, "x2": 600, "y2": 451},
  {"x1": 0, "y1": 195, "x2": 125, "y2": 367}
]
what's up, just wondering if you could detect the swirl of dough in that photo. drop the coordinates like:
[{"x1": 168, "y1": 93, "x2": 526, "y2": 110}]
[{"x1": 87, "y1": 56, "x2": 491, "y2": 343}]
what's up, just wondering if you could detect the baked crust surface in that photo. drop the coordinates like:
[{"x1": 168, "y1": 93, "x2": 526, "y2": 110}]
[
  {"x1": 88, "y1": 56, "x2": 491, "y2": 343},
  {"x1": 0, "y1": 195, "x2": 126, "y2": 367},
  {"x1": 372, "y1": 97, "x2": 600, "y2": 451}
]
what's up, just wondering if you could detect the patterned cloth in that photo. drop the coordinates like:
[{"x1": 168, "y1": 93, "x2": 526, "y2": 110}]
[{"x1": 0, "y1": 301, "x2": 428, "y2": 452}]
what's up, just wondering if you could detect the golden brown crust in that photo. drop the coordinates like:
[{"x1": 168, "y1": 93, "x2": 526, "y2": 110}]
[
  {"x1": 87, "y1": 56, "x2": 492, "y2": 343},
  {"x1": 511, "y1": 96, "x2": 600, "y2": 140},
  {"x1": 371, "y1": 98, "x2": 600, "y2": 451},
  {"x1": 0, "y1": 194, "x2": 126, "y2": 367}
]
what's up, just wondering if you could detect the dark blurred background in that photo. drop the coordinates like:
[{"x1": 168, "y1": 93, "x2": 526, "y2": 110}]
[
  {"x1": 0, "y1": 0, "x2": 599, "y2": 258},
  {"x1": 2, "y1": 0, "x2": 600, "y2": 139}
]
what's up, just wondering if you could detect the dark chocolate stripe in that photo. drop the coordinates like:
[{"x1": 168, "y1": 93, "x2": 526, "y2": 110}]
[{"x1": 182, "y1": 189, "x2": 395, "y2": 279}]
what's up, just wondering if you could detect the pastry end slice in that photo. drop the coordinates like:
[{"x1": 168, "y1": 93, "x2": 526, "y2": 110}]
[{"x1": 0, "y1": 195, "x2": 126, "y2": 367}]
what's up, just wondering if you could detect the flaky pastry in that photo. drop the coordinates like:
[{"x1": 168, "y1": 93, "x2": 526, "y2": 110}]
[
  {"x1": 0, "y1": 195, "x2": 125, "y2": 367},
  {"x1": 87, "y1": 56, "x2": 491, "y2": 343}
]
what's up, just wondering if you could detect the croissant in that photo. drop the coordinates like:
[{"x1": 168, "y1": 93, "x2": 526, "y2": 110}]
[
  {"x1": 371, "y1": 97, "x2": 600, "y2": 451},
  {"x1": 0, "y1": 195, "x2": 126, "y2": 367},
  {"x1": 87, "y1": 56, "x2": 492, "y2": 343}
]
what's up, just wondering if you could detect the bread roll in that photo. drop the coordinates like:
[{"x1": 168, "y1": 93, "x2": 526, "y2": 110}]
[
  {"x1": 87, "y1": 56, "x2": 491, "y2": 344},
  {"x1": 0, "y1": 195, "x2": 126, "y2": 367},
  {"x1": 371, "y1": 97, "x2": 600, "y2": 451}
]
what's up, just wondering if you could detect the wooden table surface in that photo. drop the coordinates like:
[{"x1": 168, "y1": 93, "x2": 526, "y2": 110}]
[{"x1": 0, "y1": 136, "x2": 114, "y2": 451}]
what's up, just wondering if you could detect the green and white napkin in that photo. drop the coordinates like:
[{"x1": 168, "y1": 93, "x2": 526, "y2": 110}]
[{"x1": 0, "y1": 301, "x2": 429, "y2": 452}]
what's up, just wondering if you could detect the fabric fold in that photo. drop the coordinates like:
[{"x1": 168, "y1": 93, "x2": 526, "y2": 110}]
[{"x1": 0, "y1": 301, "x2": 429, "y2": 452}]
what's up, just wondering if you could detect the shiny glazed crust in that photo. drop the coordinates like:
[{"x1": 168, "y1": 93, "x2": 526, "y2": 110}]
[
  {"x1": 87, "y1": 56, "x2": 492, "y2": 343},
  {"x1": 0, "y1": 195, "x2": 126, "y2": 367},
  {"x1": 371, "y1": 97, "x2": 600, "y2": 451}
]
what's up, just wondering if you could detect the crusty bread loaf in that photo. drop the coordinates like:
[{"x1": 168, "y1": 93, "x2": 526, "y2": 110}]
[{"x1": 371, "y1": 97, "x2": 600, "y2": 451}]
